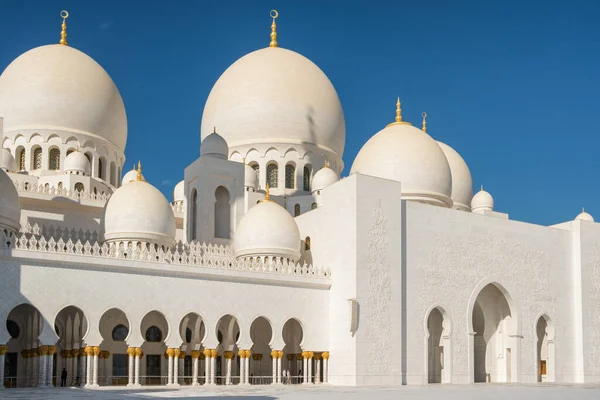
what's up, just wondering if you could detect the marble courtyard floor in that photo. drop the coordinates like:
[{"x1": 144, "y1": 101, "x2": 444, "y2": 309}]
[{"x1": 0, "y1": 384, "x2": 599, "y2": 399}]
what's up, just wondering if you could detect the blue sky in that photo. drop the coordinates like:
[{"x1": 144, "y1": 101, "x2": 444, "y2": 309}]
[{"x1": 1, "y1": 0, "x2": 599, "y2": 226}]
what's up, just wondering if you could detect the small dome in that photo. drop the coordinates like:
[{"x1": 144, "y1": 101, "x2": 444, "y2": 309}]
[
  {"x1": 311, "y1": 164, "x2": 339, "y2": 193},
  {"x1": 234, "y1": 198, "x2": 301, "y2": 262},
  {"x1": 103, "y1": 177, "x2": 176, "y2": 248},
  {"x1": 575, "y1": 209, "x2": 594, "y2": 222},
  {"x1": 244, "y1": 163, "x2": 259, "y2": 190},
  {"x1": 437, "y1": 141, "x2": 473, "y2": 211},
  {"x1": 1, "y1": 149, "x2": 17, "y2": 172},
  {"x1": 0, "y1": 44, "x2": 127, "y2": 151},
  {"x1": 122, "y1": 166, "x2": 144, "y2": 185},
  {"x1": 351, "y1": 122, "x2": 452, "y2": 207},
  {"x1": 64, "y1": 150, "x2": 90, "y2": 176},
  {"x1": 0, "y1": 168, "x2": 20, "y2": 234},
  {"x1": 200, "y1": 130, "x2": 228, "y2": 159},
  {"x1": 471, "y1": 187, "x2": 494, "y2": 214},
  {"x1": 173, "y1": 180, "x2": 185, "y2": 203}
]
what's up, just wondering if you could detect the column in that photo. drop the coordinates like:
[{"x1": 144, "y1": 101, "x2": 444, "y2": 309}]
[
  {"x1": 134, "y1": 348, "x2": 143, "y2": 386},
  {"x1": 314, "y1": 353, "x2": 321, "y2": 384},
  {"x1": 166, "y1": 348, "x2": 174, "y2": 385},
  {"x1": 210, "y1": 350, "x2": 217, "y2": 385},
  {"x1": 199, "y1": 353, "x2": 206, "y2": 384},
  {"x1": 0, "y1": 345, "x2": 7, "y2": 388},
  {"x1": 172, "y1": 349, "x2": 180, "y2": 386},
  {"x1": 238, "y1": 350, "x2": 247, "y2": 385},
  {"x1": 203, "y1": 349, "x2": 211, "y2": 385},
  {"x1": 31, "y1": 348, "x2": 39, "y2": 387},
  {"x1": 47, "y1": 346, "x2": 56, "y2": 387},
  {"x1": 85, "y1": 347, "x2": 93, "y2": 387},
  {"x1": 38, "y1": 346, "x2": 48, "y2": 387},
  {"x1": 302, "y1": 352, "x2": 308, "y2": 384},
  {"x1": 178, "y1": 351, "x2": 185, "y2": 385},
  {"x1": 23, "y1": 350, "x2": 31, "y2": 387},
  {"x1": 79, "y1": 348, "x2": 86, "y2": 386},
  {"x1": 92, "y1": 346, "x2": 100, "y2": 386},
  {"x1": 271, "y1": 350, "x2": 277, "y2": 384},
  {"x1": 322, "y1": 352, "x2": 329, "y2": 383},
  {"x1": 277, "y1": 351, "x2": 283, "y2": 384},
  {"x1": 223, "y1": 351, "x2": 233, "y2": 385},
  {"x1": 296, "y1": 353, "x2": 303, "y2": 383},
  {"x1": 71, "y1": 349, "x2": 79, "y2": 385},
  {"x1": 307, "y1": 352, "x2": 313, "y2": 384},
  {"x1": 127, "y1": 348, "x2": 135, "y2": 386},
  {"x1": 245, "y1": 352, "x2": 250, "y2": 385},
  {"x1": 191, "y1": 351, "x2": 200, "y2": 386}
]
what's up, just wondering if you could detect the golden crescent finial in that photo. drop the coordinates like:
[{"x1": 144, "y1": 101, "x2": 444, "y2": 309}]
[
  {"x1": 386, "y1": 97, "x2": 412, "y2": 127},
  {"x1": 60, "y1": 10, "x2": 69, "y2": 46},
  {"x1": 265, "y1": 183, "x2": 270, "y2": 201},
  {"x1": 422, "y1": 112, "x2": 427, "y2": 132},
  {"x1": 136, "y1": 161, "x2": 143, "y2": 181},
  {"x1": 269, "y1": 10, "x2": 279, "y2": 48}
]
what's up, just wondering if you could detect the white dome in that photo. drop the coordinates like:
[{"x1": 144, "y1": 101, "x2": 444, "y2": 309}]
[
  {"x1": 575, "y1": 209, "x2": 594, "y2": 222},
  {"x1": 351, "y1": 123, "x2": 453, "y2": 207},
  {"x1": 0, "y1": 44, "x2": 127, "y2": 151},
  {"x1": 471, "y1": 187, "x2": 494, "y2": 214},
  {"x1": 311, "y1": 164, "x2": 339, "y2": 193},
  {"x1": 201, "y1": 47, "x2": 345, "y2": 157},
  {"x1": 1, "y1": 149, "x2": 17, "y2": 172},
  {"x1": 234, "y1": 199, "x2": 301, "y2": 262},
  {"x1": 244, "y1": 163, "x2": 259, "y2": 190},
  {"x1": 200, "y1": 130, "x2": 228, "y2": 159},
  {"x1": 122, "y1": 167, "x2": 144, "y2": 185},
  {"x1": 64, "y1": 150, "x2": 90, "y2": 176},
  {"x1": 0, "y1": 168, "x2": 20, "y2": 234},
  {"x1": 437, "y1": 141, "x2": 473, "y2": 211},
  {"x1": 173, "y1": 180, "x2": 185, "y2": 203},
  {"x1": 103, "y1": 178, "x2": 176, "y2": 248}
]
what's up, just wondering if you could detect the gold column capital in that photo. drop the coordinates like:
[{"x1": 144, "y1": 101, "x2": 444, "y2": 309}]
[
  {"x1": 92, "y1": 346, "x2": 101, "y2": 356},
  {"x1": 38, "y1": 345, "x2": 49, "y2": 356},
  {"x1": 203, "y1": 349, "x2": 212, "y2": 358},
  {"x1": 178, "y1": 351, "x2": 186, "y2": 359},
  {"x1": 172, "y1": 348, "x2": 181, "y2": 358},
  {"x1": 48, "y1": 345, "x2": 57, "y2": 355},
  {"x1": 295, "y1": 353, "x2": 303, "y2": 361},
  {"x1": 84, "y1": 346, "x2": 94, "y2": 356},
  {"x1": 79, "y1": 348, "x2": 86, "y2": 357},
  {"x1": 166, "y1": 348, "x2": 174, "y2": 357},
  {"x1": 224, "y1": 351, "x2": 234, "y2": 360},
  {"x1": 0, "y1": 345, "x2": 8, "y2": 355},
  {"x1": 322, "y1": 351, "x2": 329, "y2": 360},
  {"x1": 190, "y1": 350, "x2": 201, "y2": 359},
  {"x1": 62, "y1": 349, "x2": 71, "y2": 358},
  {"x1": 210, "y1": 349, "x2": 218, "y2": 358},
  {"x1": 134, "y1": 348, "x2": 143, "y2": 358},
  {"x1": 127, "y1": 347, "x2": 136, "y2": 357}
]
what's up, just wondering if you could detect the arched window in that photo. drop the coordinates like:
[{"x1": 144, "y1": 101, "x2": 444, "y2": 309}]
[
  {"x1": 44, "y1": 183, "x2": 49, "y2": 190},
  {"x1": 112, "y1": 324, "x2": 129, "y2": 341},
  {"x1": 215, "y1": 186, "x2": 230, "y2": 239},
  {"x1": 49, "y1": 148, "x2": 60, "y2": 170},
  {"x1": 6, "y1": 320, "x2": 20, "y2": 339},
  {"x1": 285, "y1": 164, "x2": 295, "y2": 189},
  {"x1": 84, "y1": 153, "x2": 92, "y2": 164},
  {"x1": 185, "y1": 328, "x2": 192, "y2": 343},
  {"x1": 190, "y1": 189, "x2": 198, "y2": 240},
  {"x1": 294, "y1": 204, "x2": 300, "y2": 217},
  {"x1": 18, "y1": 148, "x2": 25, "y2": 171},
  {"x1": 251, "y1": 163, "x2": 259, "y2": 175},
  {"x1": 66, "y1": 149, "x2": 75, "y2": 156},
  {"x1": 145, "y1": 326, "x2": 162, "y2": 342},
  {"x1": 305, "y1": 236, "x2": 311, "y2": 251},
  {"x1": 266, "y1": 163, "x2": 278, "y2": 188},
  {"x1": 110, "y1": 162, "x2": 116, "y2": 186},
  {"x1": 117, "y1": 166, "x2": 122, "y2": 186},
  {"x1": 311, "y1": 202, "x2": 317, "y2": 210},
  {"x1": 74, "y1": 182, "x2": 84, "y2": 192},
  {"x1": 32, "y1": 147, "x2": 42, "y2": 170},
  {"x1": 303, "y1": 166, "x2": 311, "y2": 191},
  {"x1": 98, "y1": 158, "x2": 105, "y2": 180},
  {"x1": 58, "y1": 182, "x2": 63, "y2": 190}
]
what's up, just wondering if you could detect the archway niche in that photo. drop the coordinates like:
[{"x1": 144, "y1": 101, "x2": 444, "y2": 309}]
[
  {"x1": 179, "y1": 313, "x2": 205, "y2": 384},
  {"x1": 536, "y1": 315, "x2": 555, "y2": 382},
  {"x1": 99, "y1": 308, "x2": 130, "y2": 385},
  {"x1": 215, "y1": 314, "x2": 240, "y2": 384},
  {"x1": 214, "y1": 186, "x2": 231, "y2": 239},
  {"x1": 426, "y1": 307, "x2": 451, "y2": 383},
  {"x1": 249, "y1": 317, "x2": 273, "y2": 383},
  {"x1": 472, "y1": 283, "x2": 517, "y2": 383},
  {"x1": 54, "y1": 306, "x2": 88, "y2": 386},
  {"x1": 5, "y1": 304, "x2": 43, "y2": 387},
  {"x1": 282, "y1": 318, "x2": 303, "y2": 382},
  {"x1": 140, "y1": 310, "x2": 169, "y2": 385}
]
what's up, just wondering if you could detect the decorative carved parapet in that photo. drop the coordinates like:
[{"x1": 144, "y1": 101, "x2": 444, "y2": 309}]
[
  {"x1": 171, "y1": 201, "x2": 185, "y2": 214},
  {"x1": 3, "y1": 223, "x2": 331, "y2": 279},
  {"x1": 12, "y1": 179, "x2": 111, "y2": 203}
]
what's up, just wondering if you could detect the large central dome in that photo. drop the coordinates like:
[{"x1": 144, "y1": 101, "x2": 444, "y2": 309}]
[
  {"x1": 201, "y1": 47, "x2": 346, "y2": 157},
  {"x1": 0, "y1": 44, "x2": 127, "y2": 151}
]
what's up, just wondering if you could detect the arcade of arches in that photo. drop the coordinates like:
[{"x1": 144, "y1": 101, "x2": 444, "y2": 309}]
[{"x1": 0, "y1": 306, "x2": 329, "y2": 388}]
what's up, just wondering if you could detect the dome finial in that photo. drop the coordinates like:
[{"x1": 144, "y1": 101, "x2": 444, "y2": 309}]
[
  {"x1": 422, "y1": 112, "x2": 427, "y2": 132},
  {"x1": 386, "y1": 97, "x2": 412, "y2": 127},
  {"x1": 136, "y1": 161, "x2": 143, "y2": 181},
  {"x1": 269, "y1": 10, "x2": 279, "y2": 48},
  {"x1": 480, "y1": 185, "x2": 484, "y2": 191},
  {"x1": 243, "y1": 157, "x2": 246, "y2": 165},
  {"x1": 265, "y1": 183, "x2": 271, "y2": 201},
  {"x1": 59, "y1": 10, "x2": 69, "y2": 46}
]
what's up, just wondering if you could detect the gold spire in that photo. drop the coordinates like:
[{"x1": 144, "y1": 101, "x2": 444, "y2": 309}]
[
  {"x1": 264, "y1": 183, "x2": 270, "y2": 201},
  {"x1": 243, "y1": 157, "x2": 246, "y2": 165},
  {"x1": 269, "y1": 10, "x2": 279, "y2": 47},
  {"x1": 136, "y1": 161, "x2": 143, "y2": 181},
  {"x1": 386, "y1": 97, "x2": 412, "y2": 127},
  {"x1": 422, "y1": 112, "x2": 427, "y2": 132},
  {"x1": 59, "y1": 10, "x2": 69, "y2": 46}
]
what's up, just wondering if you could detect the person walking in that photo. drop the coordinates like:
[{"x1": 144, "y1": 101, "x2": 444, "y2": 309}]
[{"x1": 60, "y1": 368, "x2": 67, "y2": 387}]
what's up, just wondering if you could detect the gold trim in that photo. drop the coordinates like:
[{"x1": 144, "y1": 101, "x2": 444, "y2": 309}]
[
  {"x1": 269, "y1": 10, "x2": 279, "y2": 47},
  {"x1": 59, "y1": 10, "x2": 69, "y2": 46}
]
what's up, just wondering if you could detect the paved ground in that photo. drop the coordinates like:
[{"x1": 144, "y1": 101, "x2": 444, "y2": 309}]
[{"x1": 1, "y1": 384, "x2": 599, "y2": 399}]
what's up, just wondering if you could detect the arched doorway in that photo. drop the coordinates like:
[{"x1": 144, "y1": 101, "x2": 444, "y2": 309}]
[
  {"x1": 5, "y1": 304, "x2": 43, "y2": 387},
  {"x1": 140, "y1": 311, "x2": 169, "y2": 385},
  {"x1": 54, "y1": 306, "x2": 88, "y2": 387},
  {"x1": 215, "y1": 314, "x2": 240, "y2": 385},
  {"x1": 282, "y1": 318, "x2": 303, "y2": 383},
  {"x1": 471, "y1": 283, "x2": 517, "y2": 383},
  {"x1": 536, "y1": 315, "x2": 555, "y2": 382},
  {"x1": 249, "y1": 317, "x2": 273, "y2": 384},
  {"x1": 179, "y1": 313, "x2": 205, "y2": 385},
  {"x1": 99, "y1": 308, "x2": 130, "y2": 386},
  {"x1": 426, "y1": 307, "x2": 451, "y2": 383}
]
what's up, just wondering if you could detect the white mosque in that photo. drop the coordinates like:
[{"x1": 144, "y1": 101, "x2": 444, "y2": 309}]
[{"x1": 0, "y1": 9, "x2": 599, "y2": 390}]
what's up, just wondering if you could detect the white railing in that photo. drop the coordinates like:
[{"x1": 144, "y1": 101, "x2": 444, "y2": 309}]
[{"x1": 13, "y1": 179, "x2": 111, "y2": 203}]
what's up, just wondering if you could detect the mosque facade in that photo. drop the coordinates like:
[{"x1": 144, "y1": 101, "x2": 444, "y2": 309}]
[{"x1": 0, "y1": 10, "x2": 599, "y2": 389}]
